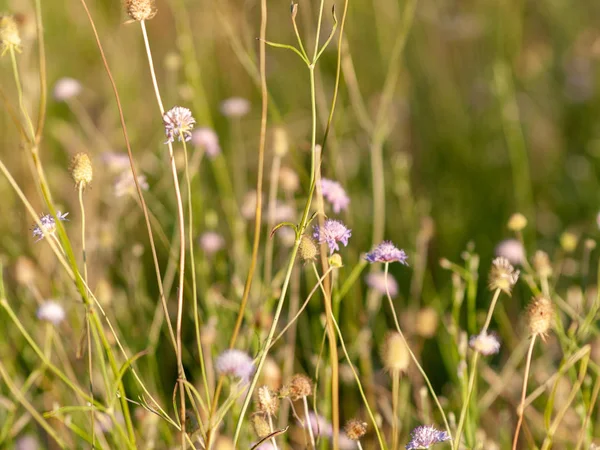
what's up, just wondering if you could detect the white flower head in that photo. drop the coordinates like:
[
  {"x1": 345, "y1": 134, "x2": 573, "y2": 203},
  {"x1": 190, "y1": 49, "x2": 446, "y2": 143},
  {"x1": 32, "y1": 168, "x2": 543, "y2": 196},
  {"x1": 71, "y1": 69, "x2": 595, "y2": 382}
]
[
  {"x1": 469, "y1": 331, "x2": 501, "y2": 356},
  {"x1": 53, "y1": 77, "x2": 82, "y2": 101},
  {"x1": 220, "y1": 97, "x2": 250, "y2": 118},
  {"x1": 215, "y1": 349, "x2": 255, "y2": 382},
  {"x1": 37, "y1": 300, "x2": 66, "y2": 325}
]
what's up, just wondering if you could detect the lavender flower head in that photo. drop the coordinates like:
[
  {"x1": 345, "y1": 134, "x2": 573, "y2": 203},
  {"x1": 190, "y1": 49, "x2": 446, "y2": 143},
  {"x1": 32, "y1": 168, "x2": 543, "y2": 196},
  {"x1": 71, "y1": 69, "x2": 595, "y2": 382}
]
[
  {"x1": 365, "y1": 241, "x2": 408, "y2": 264},
  {"x1": 37, "y1": 300, "x2": 66, "y2": 325},
  {"x1": 313, "y1": 219, "x2": 351, "y2": 255},
  {"x1": 406, "y1": 425, "x2": 451, "y2": 450},
  {"x1": 191, "y1": 127, "x2": 221, "y2": 158},
  {"x1": 469, "y1": 331, "x2": 501, "y2": 356},
  {"x1": 199, "y1": 231, "x2": 225, "y2": 255},
  {"x1": 321, "y1": 178, "x2": 350, "y2": 214},
  {"x1": 365, "y1": 272, "x2": 398, "y2": 297},
  {"x1": 32, "y1": 212, "x2": 69, "y2": 242},
  {"x1": 220, "y1": 97, "x2": 250, "y2": 118},
  {"x1": 215, "y1": 349, "x2": 255, "y2": 383},
  {"x1": 53, "y1": 77, "x2": 82, "y2": 101},
  {"x1": 163, "y1": 106, "x2": 195, "y2": 144}
]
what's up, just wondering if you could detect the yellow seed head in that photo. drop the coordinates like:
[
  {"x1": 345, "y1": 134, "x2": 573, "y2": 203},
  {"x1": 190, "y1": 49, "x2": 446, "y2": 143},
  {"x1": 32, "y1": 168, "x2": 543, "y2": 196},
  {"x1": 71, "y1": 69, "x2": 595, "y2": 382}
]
[
  {"x1": 0, "y1": 15, "x2": 21, "y2": 55},
  {"x1": 560, "y1": 232, "x2": 578, "y2": 253},
  {"x1": 256, "y1": 386, "x2": 279, "y2": 416},
  {"x1": 507, "y1": 213, "x2": 527, "y2": 231},
  {"x1": 69, "y1": 152, "x2": 93, "y2": 189},
  {"x1": 250, "y1": 413, "x2": 271, "y2": 438},
  {"x1": 381, "y1": 332, "x2": 410, "y2": 373},
  {"x1": 299, "y1": 235, "x2": 318, "y2": 262},
  {"x1": 281, "y1": 374, "x2": 312, "y2": 400},
  {"x1": 345, "y1": 419, "x2": 367, "y2": 441},
  {"x1": 527, "y1": 296, "x2": 554, "y2": 341},
  {"x1": 125, "y1": 0, "x2": 157, "y2": 21}
]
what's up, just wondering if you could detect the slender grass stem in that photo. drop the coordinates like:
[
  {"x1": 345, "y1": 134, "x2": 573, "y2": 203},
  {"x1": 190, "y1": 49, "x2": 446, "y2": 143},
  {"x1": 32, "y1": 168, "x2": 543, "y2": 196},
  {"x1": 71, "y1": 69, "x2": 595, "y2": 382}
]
[
  {"x1": 511, "y1": 335, "x2": 537, "y2": 450},
  {"x1": 303, "y1": 396, "x2": 316, "y2": 449}
]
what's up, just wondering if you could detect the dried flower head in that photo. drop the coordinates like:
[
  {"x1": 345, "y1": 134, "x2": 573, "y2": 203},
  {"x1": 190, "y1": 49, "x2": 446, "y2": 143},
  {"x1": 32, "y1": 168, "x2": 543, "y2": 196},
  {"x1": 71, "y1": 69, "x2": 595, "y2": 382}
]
[
  {"x1": 37, "y1": 300, "x2": 66, "y2": 325},
  {"x1": 405, "y1": 425, "x2": 451, "y2": 450},
  {"x1": 251, "y1": 413, "x2": 271, "y2": 438},
  {"x1": 320, "y1": 178, "x2": 350, "y2": 214},
  {"x1": 69, "y1": 152, "x2": 93, "y2": 189},
  {"x1": 313, "y1": 219, "x2": 351, "y2": 255},
  {"x1": 365, "y1": 272, "x2": 398, "y2": 297},
  {"x1": 281, "y1": 374, "x2": 312, "y2": 400},
  {"x1": 191, "y1": 127, "x2": 221, "y2": 158},
  {"x1": 299, "y1": 235, "x2": 318, "y2": 262},
  {"x1": 215, "y1": 349, "x2": 255, "y2": 382},
  {"x1": 507, "y1": 213, "x2": 527, "y2": 231},
  {"x1": 53, "y1": 77, "x2": 82, "y2": 101},
  {"x1": 527, "y1": 296, "x2": 554, "y2": 341},
  {"x1": 382, "y1": 332, "x2": 410, "y2": 373},
  {"x1": 0, "y1": 15, "x2": 21, "y2": 56},
  {"x1": 125, "y1": 0, "x2": 157, "y2": 21},
  {"x1": 365, "y1": 241, "x2": 408, "y2": 265},
  {"x1": 199, "y1": 231, "x2": 225, "y2": 255},
  {"x1": 469, "y1": 331, "x2": 501, "y2": 356},
  {"x1": 163, "y1": 106, "x2": 195, "y2": 144},
  {"x1": 488, "y1": 257, "x2": 519, "y2": 295},
  {"x1": 220, "y1": 97, "x2": 250, "y2": 117},
  {"x1": 32, "y1": 212, "x2": 69, "y2": 242},
  {"x1": 494, "y1": 239, "x2": 525, "y2": 266},
  {"x1": 532, "y1": 250, "x2": 553, "y2": 278},
  {"x1": 345, "y1": 419, "x2": 367, "y2": 441},
  {"x1": 256, "y1": 386, "x2": 279, "y2": 416}
]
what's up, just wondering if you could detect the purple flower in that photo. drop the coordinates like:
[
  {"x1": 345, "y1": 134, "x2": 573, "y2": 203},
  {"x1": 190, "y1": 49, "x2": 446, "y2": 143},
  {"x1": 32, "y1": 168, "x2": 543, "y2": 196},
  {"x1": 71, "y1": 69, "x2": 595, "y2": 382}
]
[
  {"x1": 199, "y1": 231, "x2": 225, "y2": 255},
  {"x1": 215, "y1": 349, "x2": 255, "y2": 383},
  {"x1": 321, "y1": 178, "x2": 350, "y2": 213},
  {"x1": 313, "y1": 219, "x2": 351, "y2": 255},
  {"x1": 191, "y1": 127, "x2": 221, "y2": 158},
  {"x1": 365, "y1": 272, "x2": 398, "y2": 297},
  {"x1": 365, "y1": 241, "x2": 408, "y2": 264},
  {"x1": 163, "y1": 106, "x2": 195, "y2": 144},
  {"x1": 406, "y1": 425, "x2": 451, "y2": 449},
  {"x1": 32, "y1": 212, "x2": 69, "y2": 242}
]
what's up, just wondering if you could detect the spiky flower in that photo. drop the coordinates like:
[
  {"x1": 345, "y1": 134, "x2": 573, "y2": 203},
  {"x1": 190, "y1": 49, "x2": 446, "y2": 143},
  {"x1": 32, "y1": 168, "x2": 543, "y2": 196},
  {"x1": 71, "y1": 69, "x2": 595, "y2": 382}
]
[
  {"x1": 163, "y1": 106, "x2": 195, "y2": 144},
  {"x1": 256, "y1": 386, "x2": 279, "y2": 416},
  {"x1": 365, "y1": 272, "x2": 399, "y2": 297},
  {"x1": 365, "y1": 241, "x2": 408, "y2": 265},
  {"x1": 37, "y1": 300, "x2": 66, "y2": 325},
  {"x1": 527, "y1": 296, "x2": 554, "y2": 341},
  {"x1": 70, "y1": 153, "x2": 93, "y2": 189},
  {"x1": 345, "y1": 419, "x2": 367, "y2": 441},
  {"x1": 281, "y1": 374, "x2": 312, "y2": 401},
  {"x1": 405, "y1": 425, "x2": 451, "y2": 450},
  {"x1": 125, "y1": 0, "x2": 157, "y2": 21},
  {"x1": 215, "y1": 349, "x2": 255, "y2": 382},
  {"x1": 469, "y1": 331, "x2": 501, "y2": 356},
  {"x1": 488, "y1": 257, "x2": 519, "y2": 295},
  {"x1": 32, "y1": 212, "x2": 69, "y2": 242},
  {"x1": 320, "y1": 178, "x2": 350, "y2": 214},
  {"x1": 0, "y1": 15, "x2": 21, "y2": 56},
  {"x1": 313, "y1": 219, "x2": 351, "y2": 255},
  {"x1": 191, "y1": 127, "x2": 221, "y2": 158}
]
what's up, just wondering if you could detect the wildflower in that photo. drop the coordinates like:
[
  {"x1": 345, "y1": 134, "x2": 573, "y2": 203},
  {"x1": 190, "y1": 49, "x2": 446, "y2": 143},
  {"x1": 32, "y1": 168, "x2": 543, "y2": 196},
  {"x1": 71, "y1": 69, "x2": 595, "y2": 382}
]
[
  {"x1": 215, "y1": 349, "x2": 255, "y2": 382},
  {"x1": 507, "y1": 213, "x2": 527, "y2": 231},
  {"x1": 251, "y1": 413, "x2": 271, "y2": 438},
  {"x1": 69, "y1": 152, "x2": 93, "y2": 189},
  {"x1": 405, "y1": 425, "x2": 451, "y2": 450},
  {"x1": 365, "y1": 272, "x2": 399, "y2": 297},
  {"x1": 320, "y1": 178, "x2": 350, "y2": 213},
  {"x1": 114, "y1": 172, "x2": 149, "y2": 197},
  {"x1": 52, "y1": 77, "x2": 82, "y2": 101},
  {"x1": 382, "y1": 332, "x2": 410, "y2": 373},
  {"x1": 345, "y1": 419, "x2": 367, "y2": 441},
  {"x1": 415, "y1": 307, "x2": 439, "y2": 338},
  {"x1": 527, "y1": 296, "x2": 554, "y2": 341},
  {"x1": 299, "y1": 235, "x2": 318, "y2": 262},
  {"x1": 313, "y1": 219, "x2": 351, "y2": 255},
  {"x1": 32, "y1": 212, "x2": 69, "y2": 242},
  {"x1": 163, "y1": 106, "x2": 195, "y2": 144},
  {"x1": 273, "y1": 201, "x2": 295, "y2": 222},
  {"x1": 560, "y1": 231, "x2": 578, "y2": 253},
  {"x1": 256, "y1": 386, "x2": 279, "y2": 416},
  {"x1": 279, "y1": 167, "x2": 299, "y2": 193},
  {"x1": 532, "y1": 250, "x2": 552, "y2": 278},
  {"x1": 220, "y1": 97, "x2": 250, "y2": 118},
  {"x1": 488, "y1": 257, "x2": 519, "y2": 295},
  {"x1": 469, "y1": 331, "x2": 501, "y2": 356},
  {"x1": 199, "y1": 231, "x2": 225, "y2": 255},
  {"x1": 0, "y1": 15, "x2": 21, "y2": 56},
  {"x1": 15, "y1": 435, "x2": 38, "y2": 450},
  {"x1": 37, "y1": 300, "x2": 66, "y2": 325},
  {"x1": 365, "y1": 241, "x2": 408, "y2": 264},
  {"x1": 281, "y1": 374, "x2": 312, "y2": 401},
  {"x1": 191, "y1": 127, "x2": 221, "y2": 158},
  {"x1": 306, "y1": 412, "x2": 332, "y2": 437},
  {"x1": 125, "y1": 0, "x2": 157, "y2": 21},
  {"x1": 494, "y1": 239, "x2": 524, "y2": 266},
  {"x1": 102, "y1": 152, "x2": 131, "y2": 172}
]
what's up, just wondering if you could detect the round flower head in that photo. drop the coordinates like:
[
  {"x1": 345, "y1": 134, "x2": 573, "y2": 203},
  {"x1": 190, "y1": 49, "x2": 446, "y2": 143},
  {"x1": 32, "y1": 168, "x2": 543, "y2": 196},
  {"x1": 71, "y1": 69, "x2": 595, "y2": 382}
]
[
  {"x1": 281, "y1": 374, "x2": 312, "y2": 400},
  {"x1": 32, "y1": 212, "x2": 69, "y2": 242},
  {"x1": 345, "y1": 419, "x2": 367, "y2": 441},
  {"x1": 220, "y1": 97, "x2": 250, "y2": 118},
  {"x1": 532, "y1": 250, "x2": 553, "y2": 278},
  {"x1": 469, "y1": 331, "x2": 501, "y2": 356},
  {"x1": 53, "y1": 77, "x2": 82, "y2": 101},
  {"x1": 215, "y1": 349, "x2": 255, "y2": 383},
  {"x1": 527, "y1": 296, "x2": 554, "y2": 341},
  {"x1": 320, "y1": 178, "x2": 350, "y2": 214},
  {"x1": 69, "y1": 152, "x2": 93, "y2": 189},
  {"x1": 382, "y1": 332, "x2": 410, "y2": 373},
  {"x1": 279, "y1": 167, "x2": 299, "y2": 193},
  {"x1": 37, "y1": 300, "x2": 66, "y2": 325},
  {"x1": 163, "y1": 106, "x2": 195, "y2": 144},
  {"x1": 313, "y1": 219, "x2": 351, "y2": 255},
  {"x1": 256, "y1": 386, "x2": 279, "y2": 416},
  {"x1": 366, "y1": 272, "x2": 399, "y2": 297},
  {"x1": 299, "y1": 235, "x2": 318, "y2": 263},
  {"x1": 114, "y1": 172, "x2": 149, "y2": 197},
  {"x1": 488, "y1": 257, "x2": 519, "y2": 295},
  {"x1": 405, "y1": 425, "x2": 451, "y2": 450},
  {"x1": 102, "y1": 152, "x2": 131, "y2": 172},
  {"x1": 365, "y1": 241, "x2": 408, "y2": 264},
  {"x1": 0, "y1": 15, "x2": 21, "y2": 56},
  {"x1": 191, "y1": 127, "x2": 221, "y2": 158},
  {"x1": 199, "y1": 231, "x2": 225, "y2": 255},
  {"x1": 507, "y1": 213, "x2": 527, "y2": 231},
  {"x1": 494, "y1": 239, "x2": 524, "y2": 266},
  {"x1": 125, "y1": 0, "x2": 157, "y2": 21}
]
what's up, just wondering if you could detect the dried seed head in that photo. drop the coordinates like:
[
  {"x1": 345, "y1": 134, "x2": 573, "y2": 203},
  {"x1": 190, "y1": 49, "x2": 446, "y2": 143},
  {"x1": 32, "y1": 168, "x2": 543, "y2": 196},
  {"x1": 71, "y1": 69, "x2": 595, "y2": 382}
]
[
  {"x1": 125, "y1": 0, "x2": 157, "y2": 21},
  {"x1": 251, "y1": 413, "x2": 271, "y2": 438},
  {"x1": 488, "y1": 257, "x2": 519, "y2": 295},
  {"x1": 507, "y1": 213, "x2": 527, "y2": 231},
  {"x1": 256, "y1": 386, "x2": 279, "y2": 416},
  {"x1": 299, "y1": 234, "x2": 318, "y2": 262},
  {"x1": 281, "y1": 374, "x2": 312, "y2": 400},
  {"x1": 69, "y1": 152, "x2": 93, "y2": 189},
  {"x1": 382, "y1": 332, "x2": 410, "y2": 373},
  {"x1": 0, "y1": 15, "x2": 21, "y2": 55},
  {"x1": 527, "y1": 296, "x2": 554, "y2": 341},
  {"x1": 344, "y1": 419, "x2": 367, "y2": 441},
  {"x1": 415, "y1": 307, "x2": 439, "y2": 338},
  {"x1": 532, "y1": 250, "x2": 553, "y2": 278}
]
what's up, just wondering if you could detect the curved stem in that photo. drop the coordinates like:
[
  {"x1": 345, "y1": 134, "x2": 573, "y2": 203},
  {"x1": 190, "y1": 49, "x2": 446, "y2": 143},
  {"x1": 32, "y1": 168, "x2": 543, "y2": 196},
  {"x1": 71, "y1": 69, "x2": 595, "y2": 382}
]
[{"x1": 512, "y1": 335, "x2": 536, "y2": 450}]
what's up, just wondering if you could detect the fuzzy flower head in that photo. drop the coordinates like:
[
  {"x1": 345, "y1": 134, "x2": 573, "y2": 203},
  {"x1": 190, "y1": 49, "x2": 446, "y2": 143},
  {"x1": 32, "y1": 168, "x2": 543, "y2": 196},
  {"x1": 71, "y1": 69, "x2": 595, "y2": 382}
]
[
  {"x1": 494, "y1": 239, "x2": 524, "y2": 266},
  {"x1": 406, "y1": 425, "x2": 451, "y2": 450},
  {"x1": 321, "y1": 178, "x2": 350, "y2": 214},
  {"x1": 37, "y1": 300, "x2": 66, "y2": 325},
  {"x1": 488, "y1": 257, "x2": 519, "y2": 295},
  {"x1": 163, "y1": 106, "x2": 195, "y2": 144},
  {"x1": 366, "y1": 272, "x2": 399, "y2": 297},
  {"x1": 313, "y1": 219, "x2": 351, "y2": 255},
  {"x1": 365, "y1": 241, "x2": 408, "y2": 264},
  {"x1": 469, "y1": 331, "x2": 501, "y2": 356},
  {"x1": 527, "y1": 296, "x2": 554, "y2": 341},
  {"x1": 191, "y1": 127, "x2": 221, "y2": 158},
  {"x1": 32, "y1": 212, "x2": 69, "y2": 242},
  {"x1": 53, "y1": 77, "x2": 82, "y2": 101},
  {"x1": 199, "y1": 231, "x2": 225, "y2": 255},
  {"x1": 114, "y1": 172, "x2": 149, "y2": 197},
  {"x1": 215, "y1": 349, "x2": 255, "y2": 383},
  {"x1": 0, "y1": 15, "x2": 21, "y2": 56},
  {"x1": 220, "y1": 97, "x2": 250, "y2": 118},
  {"x1": 125, "y1": 0, "x2": 157, "y2": 21}
]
